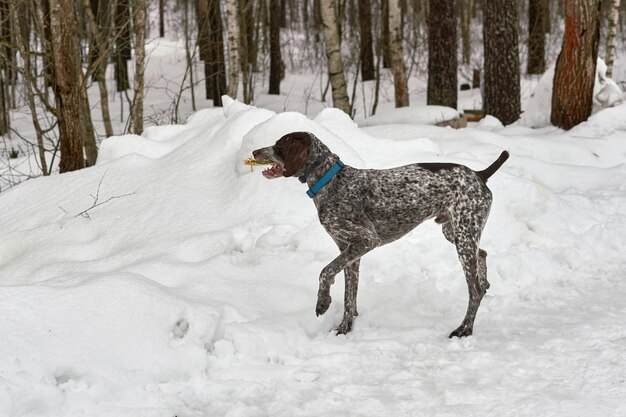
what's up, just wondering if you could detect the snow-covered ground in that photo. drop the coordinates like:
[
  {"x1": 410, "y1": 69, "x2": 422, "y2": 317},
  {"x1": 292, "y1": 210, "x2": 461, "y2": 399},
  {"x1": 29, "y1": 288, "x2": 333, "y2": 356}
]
[{"x1": 2, "y1": 86, "x2": 626, "y2": 416}]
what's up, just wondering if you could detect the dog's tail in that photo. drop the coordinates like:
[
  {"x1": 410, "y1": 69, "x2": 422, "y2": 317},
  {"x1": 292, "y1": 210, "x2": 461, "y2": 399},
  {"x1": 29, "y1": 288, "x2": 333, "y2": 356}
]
[{"x1": 476, "y1": 151, "x2": 509, "y2": 183}]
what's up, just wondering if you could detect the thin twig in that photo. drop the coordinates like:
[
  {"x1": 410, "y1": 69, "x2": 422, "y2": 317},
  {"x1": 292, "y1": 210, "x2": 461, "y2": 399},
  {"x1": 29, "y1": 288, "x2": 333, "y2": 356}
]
[{"x1": 74, "y1": 170, "x2": 138, "y2": 219}]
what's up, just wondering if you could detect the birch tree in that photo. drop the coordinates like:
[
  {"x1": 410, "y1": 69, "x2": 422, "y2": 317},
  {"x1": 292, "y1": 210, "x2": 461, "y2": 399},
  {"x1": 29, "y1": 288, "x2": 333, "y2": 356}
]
[
  {"x1": 132, "y1": 0, "x2": 146, "y2": 135},
  {"x1": 388, "y1": 0, "x2": 408, "y2": 107},
  {"x1": 551, "y1": 0, "x2": 601, "y2": 130},
  {"x1": 605, "y1": 0, "x2": 620, "y2": 78},
  {"x1": 225, "y1": 0, "x2": 240, "y2": 98},
  {"x1": 320, "y1": 0, "x2": 351, "y2": 114}
]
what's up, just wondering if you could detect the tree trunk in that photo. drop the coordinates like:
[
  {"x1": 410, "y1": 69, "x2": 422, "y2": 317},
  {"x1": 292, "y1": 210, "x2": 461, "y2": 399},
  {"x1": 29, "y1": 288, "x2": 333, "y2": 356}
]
[
  {"x1": 460, "y1": 0, "x2": 473, "y2": 65},
  {"x1": 483, "y1": 0, "x2": 521, "y2": 125},
  {"x1": 226, "y1": 0, "x2": 240, "y2": 98},
  {"x1": 197, "y1": 0, "x2": 210, "y2": 61},
  {"x1": 389, "y1": 0, "x2": 409, "y2": 107},
  {"x1": 132, "y1": 0, "x2": 145, "y2": 135},
  {"x1": 0, "y1": 0, "x2": 9, "y2": 133},
  {"x1": 79, "y1": 71, "x2": 98, "y2": 167},
  {"x1": 427, "y1": 0, "x2": 457, "y2": 108},
  {"x1": 114, "y1": 0, "x2": 131, "y2": 92},
  {"x1": 50, "y1": 0, "x2": 85, "y2": 172},
  {"x1": 269, "y1": 0, "x2": 281, "y2": 94},
  {"x1": 42, "y1": 0, "x2": 55, "y2": 90},
  {"x1": 605, "y1": 0, "x2": 620, "y2": 78},
  {"x1": 380, "y1": 0, "x2": 391, "y2": 68},
  {"x1": 239, "y1": 0, "x2": 254, "y2": 103},
  {"x1": 183, "y1": 0, "x2": 196, "y2": 112},
  {"x1": 159, "y1": 0, "x2": 164, "y2": 37},
  {"x1": 314, "y1": 0, "x2": 322, "y2": 42},
  {"x1": 551, "y1": 0, "x2": 601, "y2": 130},
  {"x1": 85, "y1": 0, "x2": 115, "y2": 137},
  {"x1": 11, "y1": 1, "x2": 48, "y2": 174},
  {"x1": 205, "y1": 0, "x2": 227, "y2": 106},
  {"x1": 358, "y1": 0, "x2": 375, "y2": 81},
  {"x1": 320, "y1": 0, "x2": 351, "y2": 114},
  {"x1": 528, "y1": 0, "x2": 546, "y2": 74}
]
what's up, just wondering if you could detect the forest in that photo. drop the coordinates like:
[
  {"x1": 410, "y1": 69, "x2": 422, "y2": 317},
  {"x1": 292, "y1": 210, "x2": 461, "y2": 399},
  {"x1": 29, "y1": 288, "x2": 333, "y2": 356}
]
[
  {"x1": 1, "y1": 1, "x2": 626, "y2": 415},
  {"x1": 0, "y1": 0, "x2": 623, "y2": 190}
]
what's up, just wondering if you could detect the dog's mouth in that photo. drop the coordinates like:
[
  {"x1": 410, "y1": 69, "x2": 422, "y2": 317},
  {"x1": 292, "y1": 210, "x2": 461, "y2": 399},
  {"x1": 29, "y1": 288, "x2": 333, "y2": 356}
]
[{"x1": 262, "y1": 162, "x2": 284, "y2": 179}]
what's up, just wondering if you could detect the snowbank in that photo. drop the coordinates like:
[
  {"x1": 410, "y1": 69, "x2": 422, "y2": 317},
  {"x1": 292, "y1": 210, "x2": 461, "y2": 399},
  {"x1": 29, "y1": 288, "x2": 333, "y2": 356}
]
[{"x1": 358, "y1": 105, "x2": 461, "y2": 127}]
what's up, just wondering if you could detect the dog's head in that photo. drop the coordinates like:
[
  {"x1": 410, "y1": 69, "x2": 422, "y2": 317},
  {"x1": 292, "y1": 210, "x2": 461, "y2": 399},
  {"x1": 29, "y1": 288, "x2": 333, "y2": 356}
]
[{"x1": 252, "y1": 132, "x2": 312, "y2": 179}]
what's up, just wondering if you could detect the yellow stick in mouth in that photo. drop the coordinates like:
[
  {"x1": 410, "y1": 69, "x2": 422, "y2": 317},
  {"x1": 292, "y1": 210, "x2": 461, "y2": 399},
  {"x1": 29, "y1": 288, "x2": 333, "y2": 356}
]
[{"x1": 243, "y1": 157, "x2": 273, "y2": 172}]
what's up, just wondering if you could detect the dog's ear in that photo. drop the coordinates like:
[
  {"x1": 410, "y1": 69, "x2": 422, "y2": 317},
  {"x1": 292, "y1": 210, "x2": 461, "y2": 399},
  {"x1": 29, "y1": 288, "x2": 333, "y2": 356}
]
[{"x1": 281, "y1": 132, "x2": 311, "y2": 177}]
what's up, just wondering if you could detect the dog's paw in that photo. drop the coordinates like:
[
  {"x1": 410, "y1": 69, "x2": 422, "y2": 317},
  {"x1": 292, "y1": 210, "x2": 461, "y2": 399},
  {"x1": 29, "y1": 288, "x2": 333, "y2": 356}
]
[
  {"x1": 336, "y1": 318, "x2": 353, "y2": 335},
  {"x1": 315, "y1": 293, "x2": 331, "y2": 316},
  {"x1": 449, "y1": 324, "x2": 473, "y2": 338}
]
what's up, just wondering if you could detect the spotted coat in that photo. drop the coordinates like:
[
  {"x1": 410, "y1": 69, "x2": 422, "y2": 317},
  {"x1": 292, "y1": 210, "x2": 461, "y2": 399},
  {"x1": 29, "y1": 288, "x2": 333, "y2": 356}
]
[{"x1": 252, "y1": 132, "x2": 509, "y2": 337}]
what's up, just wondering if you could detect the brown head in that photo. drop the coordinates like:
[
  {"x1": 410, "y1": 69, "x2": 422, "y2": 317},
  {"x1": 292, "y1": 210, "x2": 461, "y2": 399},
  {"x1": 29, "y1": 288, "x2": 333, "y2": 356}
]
[{"x1": 252, "y1": 132, "x2": 312, "y2": 179}]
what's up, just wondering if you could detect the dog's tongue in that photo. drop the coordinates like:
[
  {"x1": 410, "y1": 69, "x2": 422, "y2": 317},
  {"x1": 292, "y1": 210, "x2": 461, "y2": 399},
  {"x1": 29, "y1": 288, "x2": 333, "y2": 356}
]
[{"x1": 262, "y1": 163, "x2": 284, "y2": 179}]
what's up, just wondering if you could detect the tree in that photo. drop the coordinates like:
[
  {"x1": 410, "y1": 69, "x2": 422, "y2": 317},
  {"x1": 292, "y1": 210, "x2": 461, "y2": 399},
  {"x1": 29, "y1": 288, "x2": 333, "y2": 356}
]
[
  {"x1": 551, "y1": 0, "x2": 601, "y2": 130},
  {"x1": 198, "y1": 0, "x2": 227, "y2": 106},
  {"x1": 208, "y1": 0, "x2": 227, "y2": 106},
  {"x1": 380, "y1": 0, "x2": 391, "y2": 68},
  {"x1": 225, "y1": 0, "x2": 240, "y2": 98},
  {"x1": 427, "y1": 0, "x2": 457, "y2": 109},
  {"x1": 460, "y1": 0, "x2": 473, "y2": 66},
  {"x1": 269, "y1": 0, "x2": 281, "y2": 94},
  {"x1": 527, "y1": 0, "x2": 546, "y2": 75},
  {"x1": 320, "y1": 0, "x2": 351, "y2": 114},
  {"x1": 11, "y1": 1, "x2": 48, "y2": 174},
  {"x1": 49, "y1": 0, "x2": 85, "y2": 172},
  {"x1": 0, "y1": 0, "x2": 11, "y2": 136},
  {"x1": 239, "y1": 0, "x2": 255, "y2": 103},
  {"x1": 389, "y1": 0, "x2": 408, "y2": 107},
  {"x1": 85, "y1": 0, "x2": 114, "y2": 138},
  {"x1": 358, "y1": 0, "x2": 375, "y2": 81},
  {"x1": 483, "y1": 0, "x2": 520, "y2": 125},
  {"x1": 132, "y1": 0, "x2": 146, "y2": 135},
  {"x1": 605, "y1": 0, "x2": 620, "y2": 78},
  {"x1": 114, "y1": 0, "x2": 131, "y2": 93}
]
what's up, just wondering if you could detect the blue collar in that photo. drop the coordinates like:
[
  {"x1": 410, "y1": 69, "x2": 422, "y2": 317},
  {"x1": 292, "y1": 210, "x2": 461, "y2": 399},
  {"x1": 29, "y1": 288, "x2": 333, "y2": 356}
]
[{"x1": 306, "y1": 161, "x2": 345, "y2": 198}]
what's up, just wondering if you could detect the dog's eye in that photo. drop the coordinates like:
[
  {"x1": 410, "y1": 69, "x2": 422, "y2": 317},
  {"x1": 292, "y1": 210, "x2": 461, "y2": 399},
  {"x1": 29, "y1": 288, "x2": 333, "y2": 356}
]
[{"x1": 274, "y1": 144, "x2": 284, "y2": 159}]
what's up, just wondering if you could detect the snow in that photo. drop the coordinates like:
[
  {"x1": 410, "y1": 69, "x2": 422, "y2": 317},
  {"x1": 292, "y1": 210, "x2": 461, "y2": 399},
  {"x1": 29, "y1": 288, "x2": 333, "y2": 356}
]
[
  {"x1": 1, "y1": 89, "x2": 626, "y2": 416},
  {"x1": 358, "y1": 105, "x2": 461, "y2": 127},
  {"x1": 4, "y1": 24, "x2": 626, "y2": 415}
]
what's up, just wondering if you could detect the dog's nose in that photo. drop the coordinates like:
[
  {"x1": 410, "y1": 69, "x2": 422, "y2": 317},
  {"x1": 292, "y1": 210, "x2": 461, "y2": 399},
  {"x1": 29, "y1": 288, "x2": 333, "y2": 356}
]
[{"x1": 252, "y1": 149, "x2": 261, "y2": 158}]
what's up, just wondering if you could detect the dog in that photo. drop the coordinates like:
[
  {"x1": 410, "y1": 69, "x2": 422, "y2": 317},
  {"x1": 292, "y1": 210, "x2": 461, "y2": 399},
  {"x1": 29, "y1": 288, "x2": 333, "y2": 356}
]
[{"x1": 252, "y1": 131, "x2": 509, "y2": 337}]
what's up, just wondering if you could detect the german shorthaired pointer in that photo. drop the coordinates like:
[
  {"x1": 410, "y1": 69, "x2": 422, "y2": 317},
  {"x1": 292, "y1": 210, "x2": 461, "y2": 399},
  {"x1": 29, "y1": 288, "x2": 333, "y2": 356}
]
[{"x1": 252, "y1": 131, "x2": 509, "y2": 337}]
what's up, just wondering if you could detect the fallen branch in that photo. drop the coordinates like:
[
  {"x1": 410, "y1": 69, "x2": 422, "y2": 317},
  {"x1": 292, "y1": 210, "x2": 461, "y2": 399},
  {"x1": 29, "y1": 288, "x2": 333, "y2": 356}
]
[{"x1": 74, "y1": 171, "x2": 138, "y2": 219}]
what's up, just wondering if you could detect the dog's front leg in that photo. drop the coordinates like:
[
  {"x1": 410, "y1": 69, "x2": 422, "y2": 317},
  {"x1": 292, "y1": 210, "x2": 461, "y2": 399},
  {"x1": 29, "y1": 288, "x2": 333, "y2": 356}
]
[
  {"x1": 336, "y1": 260, "x2": 360, "y2": 334},
  {"x1": 316, "y1": 230, "x2": 380, "y2": 328}
]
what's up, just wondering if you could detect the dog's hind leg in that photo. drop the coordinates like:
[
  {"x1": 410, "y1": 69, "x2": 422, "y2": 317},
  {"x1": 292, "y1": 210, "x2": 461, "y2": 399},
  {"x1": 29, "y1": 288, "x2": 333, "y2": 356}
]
[
  {"x1": 448, "y1": 199, "x2": 491, "y2": 338},
  {"x1": 439, "y1": 212, "x2": 490, "y2": 295},
  {"x1": 478, "y1": 249, "x2": 489, "y2": 292}
]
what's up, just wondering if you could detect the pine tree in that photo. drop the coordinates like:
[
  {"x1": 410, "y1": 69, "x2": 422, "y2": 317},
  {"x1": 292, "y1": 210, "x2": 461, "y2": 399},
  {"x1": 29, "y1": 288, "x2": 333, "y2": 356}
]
[
  {"x1": 427, "y1": 0, "x2": 457, "y2": 109},
  {"x1": 483, "y1": 0, "x2": 521, "y2": 125},
  {"x1": 551, "y1": 0, "x2": 601, "y2": 130}
]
